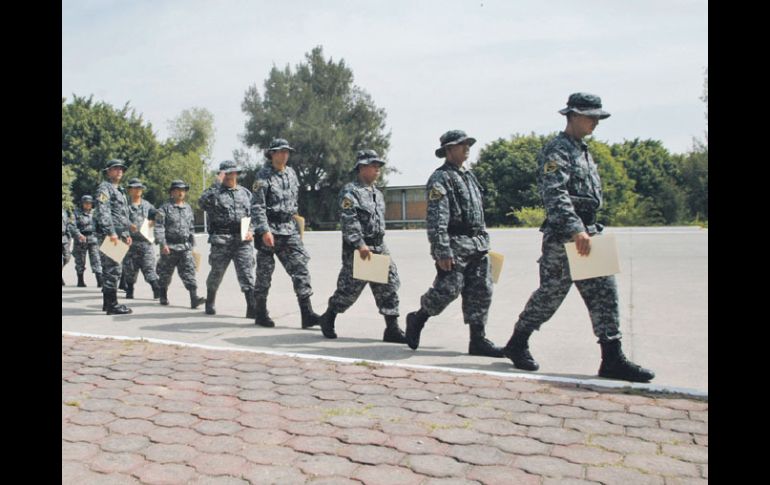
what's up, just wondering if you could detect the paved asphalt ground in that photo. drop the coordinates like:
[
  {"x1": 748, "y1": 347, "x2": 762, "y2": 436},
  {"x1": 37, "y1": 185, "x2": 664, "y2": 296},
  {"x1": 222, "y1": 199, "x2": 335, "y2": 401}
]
[{"x1": 62, "y1": 227, "x2": 707, "y2": 393}]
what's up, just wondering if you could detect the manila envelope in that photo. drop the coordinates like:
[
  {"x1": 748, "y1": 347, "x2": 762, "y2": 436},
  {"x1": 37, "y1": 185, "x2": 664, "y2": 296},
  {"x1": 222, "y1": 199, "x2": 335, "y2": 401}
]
[
  {"x1": 99, "y1": 237, "x2": 130, "y2": 265},
  {"x1": 352, "y1": 252, "x2": 391, "y2": 284},
  {"x1": 564, "y1": 233, "x2": 620, "y2": 281},
  {"x1": 488, "y1": 251, "x2": 504, "y2": 284}
]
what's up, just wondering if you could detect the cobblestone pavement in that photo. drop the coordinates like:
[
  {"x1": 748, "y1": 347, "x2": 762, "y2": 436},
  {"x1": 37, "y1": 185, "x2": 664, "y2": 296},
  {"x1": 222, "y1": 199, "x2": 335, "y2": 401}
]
[{"x1": 62, "y1": 335, "x2": 708, "y2": 484}]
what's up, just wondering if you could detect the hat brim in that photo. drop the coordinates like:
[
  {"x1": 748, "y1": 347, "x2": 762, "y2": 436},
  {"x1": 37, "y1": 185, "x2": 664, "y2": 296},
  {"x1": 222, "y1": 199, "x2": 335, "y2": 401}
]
[
  {"x1": 169, "y1": 185, "x2": 190, "y2": 191},
  {"x1": 222, "y1": 168, "x2": 242, "y2": 174},
  {"x1": 103, "y1": 165, "x2": 127, "y2": 171},
  {"x1": 267, "y1": 146, "x2": 295, "y2": 152},
  {"x1": 434, "y1": 136, "x2": 477, "y2": 158},
  {"x1": 559, "y1": 107, "x2": 611, "y2": 119},
  {"x1": 127, "y1": 184, "x2": 146, "y2": 189},
  {"x1": 354, "y1": 159, "x2": 385, "y2": 170}
]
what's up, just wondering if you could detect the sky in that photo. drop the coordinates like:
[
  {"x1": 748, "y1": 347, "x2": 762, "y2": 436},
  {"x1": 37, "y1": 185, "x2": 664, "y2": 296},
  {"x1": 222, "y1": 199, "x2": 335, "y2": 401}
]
[{"x1": 62, "y1": 0, "x2": 708, "y2": 186}]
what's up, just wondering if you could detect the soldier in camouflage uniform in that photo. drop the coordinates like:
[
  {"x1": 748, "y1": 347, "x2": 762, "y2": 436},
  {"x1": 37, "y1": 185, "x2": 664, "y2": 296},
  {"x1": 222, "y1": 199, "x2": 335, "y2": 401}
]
[
  {"x1": 94, "y1": 159, "x2": 133, "y2": 315},
  {"x1": 318, "y1": 150, "x2": 407, "y2": 343},
  {"x1": 71, "y1": 195, "x2": 103, "y2": 288},
  {"x1": 251, "y1": 138, "x2": 320, "y2": 328},
  {"x1": 122, "y1": 178, "x2": 161, "y2": 299},
  {"x1": 405, "y1": 130, "x2": 504, "y2": 358},
  {"x1": 155, "y1": 180, "x2": 206, "y2": 309},
  {"x1": 502, "y1": 93, "x2": 655, "y2": 383},
  {"x1": 199, "y1": 160, "x2": 256, "y2": 316},
  {"x1": 62, "y1": 208, "x2": 74, "y2": 286}
]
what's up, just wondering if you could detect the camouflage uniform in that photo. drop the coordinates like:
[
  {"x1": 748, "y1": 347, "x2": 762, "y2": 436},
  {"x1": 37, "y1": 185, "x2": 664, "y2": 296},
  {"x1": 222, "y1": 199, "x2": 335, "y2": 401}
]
[
  {"x1": 155, "y1": 180, "x2": 205, "y2": 309},
  {"x1": 95, "y1": 170, "x2": 131, "y2": 291},
  {"x1": 71, "y1": 200, "x2": 103, "y2": 277},
  {"x1": 319, "y1": 150, "x2": 407, "y2": 342},
  {"x1": 503, "y1": 93, "x2": 654, "y2": 383},
  {"x1": 252, "y1": 164, "x2": 312, "y2": 298},
  {"x1": 405, "y1": 130, "x2": 502, "y2": 357},
  {"x1": 123, "y1": 182, "x2": 160, "y2": 294},
  {"x1": 199, "y1": 161, "x2": 255, "y2": 315},
  {"x1": 327, "y1": 180, "x2": 399, "y2": 316},
  {"x1": 94, "y1": 159, "x2": 133, "y2": 314},
  {"x1": 513, "y1": 130, "x2": 621, "y2": 341},
  {"x1": 251, "y1": 138, "x2": 319, "y2": 328},
  {"x1": 62, "y1": 209, "x2": 73, "y2": 268}
]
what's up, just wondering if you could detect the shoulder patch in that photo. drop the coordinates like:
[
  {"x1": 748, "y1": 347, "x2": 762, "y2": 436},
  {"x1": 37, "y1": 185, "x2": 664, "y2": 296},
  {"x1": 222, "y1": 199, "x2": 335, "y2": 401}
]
[
  {"x1": 543, "y1": 160, "x2": 560, "y2": 174},
  {"x1": 428, "y1": 184, "x2": 446, "y2": 201},
  {"x1": 252, "y1": 180, "x2": 263, "y2": 191},
  {"x1": 341, "y1": 197, "x2": 354, "y2": 210},
  {"x1": 98, "y1": 192, "x2": 109, "y2": 203}
]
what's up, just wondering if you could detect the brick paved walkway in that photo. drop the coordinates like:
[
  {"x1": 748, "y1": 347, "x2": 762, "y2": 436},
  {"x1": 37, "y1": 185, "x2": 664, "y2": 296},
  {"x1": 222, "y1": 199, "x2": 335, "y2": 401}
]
[{"x1": 62, "y1": 335, "x2": 707, "y2": 484}]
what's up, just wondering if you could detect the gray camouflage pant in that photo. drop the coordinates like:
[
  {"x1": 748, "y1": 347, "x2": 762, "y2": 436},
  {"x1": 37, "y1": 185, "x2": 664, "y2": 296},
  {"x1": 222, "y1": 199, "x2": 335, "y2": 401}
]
[
  {"x1": 327, "y1": 245, "x2": 399, "y2": 316},
  {"x1": 206, "y1": 238, "x2": 255, "y2": 293},
  {"x1": 62, "y1": 240, "x2": 71, "y2": 267},
  {"x1": 73, "y1": 241, "x2": 102, "y2": 274},
  {"x1": 255, "y1": 233, "x2": 313, "y2": 299},
  {"x1": 420, "y1": 251, "x2": 493, "y2": 326},
  {"x1": 157, "y1": 249, "x2": 198, "y2": 291},
  {"x1": 97, "y1": 235, "x2": 123, "y2": 292},
  {"x1": 514, "y1": 232, "x2": 622, "y2": 342},
  {"x1": 123, "y1": 240, "x2": 157, "y2": 284}
]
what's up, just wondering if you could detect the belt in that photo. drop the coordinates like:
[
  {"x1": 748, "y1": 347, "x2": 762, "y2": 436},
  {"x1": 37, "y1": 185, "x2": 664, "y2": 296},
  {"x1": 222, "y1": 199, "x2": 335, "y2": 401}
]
[
  {"x1": 267, "y1": 213, "x2": 294, "y2": 223},
  {"x1": 447, "y1": 225, "x2": 483, "y2": 237}
]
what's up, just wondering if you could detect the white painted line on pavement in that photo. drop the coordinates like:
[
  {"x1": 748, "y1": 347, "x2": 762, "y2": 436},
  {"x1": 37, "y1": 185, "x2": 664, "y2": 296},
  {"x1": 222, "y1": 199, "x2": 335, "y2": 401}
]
[{"x1": 62, "y1": 331, "x2": 707, "y2": 398}]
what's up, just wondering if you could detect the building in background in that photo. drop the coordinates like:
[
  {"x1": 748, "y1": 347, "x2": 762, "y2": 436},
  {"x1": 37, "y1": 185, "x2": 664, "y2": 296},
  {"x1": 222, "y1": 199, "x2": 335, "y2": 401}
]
[{"x1": 383, "y1": 185, "x2": 426, "y2": 229}]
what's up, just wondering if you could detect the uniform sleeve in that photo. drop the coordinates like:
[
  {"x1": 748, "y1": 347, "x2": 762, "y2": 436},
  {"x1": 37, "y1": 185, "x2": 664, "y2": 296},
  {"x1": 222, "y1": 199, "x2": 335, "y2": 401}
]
[
  {"x1": 67, "y1": 211, "x2": 80, "y2": 239},
  {"x1": 187, "y1": 206, "x2": 196, "y2": 247},
  {"x1": 198, "y1": 187, "x2": 215, "y2": 212},
  {"x1": 339, "y1": 189, "x2": 365, "y2": 248},
  {"x1": 426, "y1": 174, "x2": 452, "y2": 260},
  {"x1": 154, "y1": 207, "x2": 167, "y2": 246},
  {"x1": 94, "y1": 184, "x2": 116, "y2": 236},
  {"x1": 538, "y1": 150, "x2": 585, "y2": 236},
  {"x1": 251, "y1": 176, "x2": 270, "y2": 235}
]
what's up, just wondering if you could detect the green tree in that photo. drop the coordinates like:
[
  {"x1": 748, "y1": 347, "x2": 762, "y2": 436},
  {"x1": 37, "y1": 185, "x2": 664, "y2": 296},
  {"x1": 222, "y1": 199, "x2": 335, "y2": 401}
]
[
  {"x1": 472, "y1": 134, "x2": 550, "y2": 226},
  {"x1": 611, "y1": 139, "x2": 687, "y2": 224},
  {"x1": 167, "y1": 107, "x2": 215, "y2": 159},
  {"x1": 62, "y1": 164, "x2": 76, "y2": 211},
  {"x1": 241, "y1": 46, "x2": 391, "y2": 226},
  {"x1": 587, "y1": 140, "x2": 649, "y2": 226},
  {"x1": 61, "y1": 95, "x2": 162, "y2": 201}
]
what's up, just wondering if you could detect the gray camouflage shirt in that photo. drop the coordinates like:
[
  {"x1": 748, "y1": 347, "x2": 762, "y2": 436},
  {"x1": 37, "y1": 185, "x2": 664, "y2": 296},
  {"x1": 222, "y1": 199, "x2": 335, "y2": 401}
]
[
  {"x1": 538, "y1": 131, "x2": 603, "y2": 236},
  {"x1": 251, "y1": 165, "x2": 300, "y2": 236},
  {"x1": 154, "y1": 201, "x2": 196, "y2": 251},
  {"x1": 94, "y1": 181, "x2": 131, "y2": 238},
  {"x1": 338, "y1": 180, "x2": 386, "y2": 249},
  {"x1": 425, "y1": 162, "x2": 490, "y2": 260}
]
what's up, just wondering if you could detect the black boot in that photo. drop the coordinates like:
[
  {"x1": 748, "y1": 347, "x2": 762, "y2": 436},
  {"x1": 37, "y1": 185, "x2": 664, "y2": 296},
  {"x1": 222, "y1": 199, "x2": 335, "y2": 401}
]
[
  {"x1": 125, "y1": 283, "x2": 134, "y2": 299},
  {"x1": 105, "y1": 289, "x2": 132, "y2": 315},
  {"x1": 150, "y1": 280, "x2": 161, "y2": 299},
  {"x1": 62, "y1": 276, "x2": 65, "y2": 286},
  {"x1": 598, "y1": 340, "x2": 655, "y2": 383},
  {"x1": 502, "y1": 328, "x2": 539, "y2": 371},
  {"x1": 189, "y1": 288, "x2": 206, "y2": 309},
  {"x1": 77, "y1": 273, "x2": 86, "y2": 287},
  {"x1": 118, "y1": 273, "x2": 126, "y2": 291},
  {"x1": 205, "y1": 289, "x2": 216, "y2": 315},
  {"x1": 405, "y1": 309, "x2": 429, "y2": 350},
  {"x1": 383, "y1": 315, "x2": 407, "y2": 343},
  {"x1": 254, "y1": 295, "x2": 275, "y2": 327},
  {"x1": 102, "y1": 291, "x2": 109, "y2": 311},
  {"x1": 159, "y1": 287, "x2": 169, "y2": 306},
  {"x1": 95, "y1": 273, "x2": 103, "y2": 288},
  {"x1": 468, "y1": 325, "x2": 505, "y2": 357},
  {"x1": 245, "y1": 290, "x2": 257, "y2": 319},
  {"x1": 299, "y1": 296, "x2": 321, "y2": 329},
  {"x1": 319, "y1": 308, "x2": 337, "y2": 339}
]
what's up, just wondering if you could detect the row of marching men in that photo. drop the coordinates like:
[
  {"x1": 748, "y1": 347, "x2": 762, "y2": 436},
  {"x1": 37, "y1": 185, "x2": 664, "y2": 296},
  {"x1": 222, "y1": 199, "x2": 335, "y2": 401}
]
[{"x1": 63, "y1": 95, "x2": 656, "y2": 383}]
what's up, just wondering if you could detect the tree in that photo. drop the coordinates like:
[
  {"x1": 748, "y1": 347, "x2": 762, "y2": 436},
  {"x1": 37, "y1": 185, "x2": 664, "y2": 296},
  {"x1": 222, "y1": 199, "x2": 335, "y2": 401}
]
[
  {"x1": 167, "y1": 107, "x2": 215, "y2": 159},
  {"x1": 62, "y1": 95, "x2": 162, "y2": 201},
  {"x1": 611, "y1": 139, "x2": 687, "y2": 224},
  {"x1": 62, "y1": 164, "x2": 76, "y2": 211},
  {"x1": 587, "y1": 140, "x2": 648, "y2": 226},
  {"x1": 472, "y1": 134, "x2": 549, "y2": 226},
  {"x1": 241, "y1": 46, "x2": 390, "y2": 226}
]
